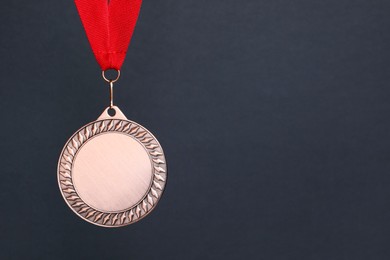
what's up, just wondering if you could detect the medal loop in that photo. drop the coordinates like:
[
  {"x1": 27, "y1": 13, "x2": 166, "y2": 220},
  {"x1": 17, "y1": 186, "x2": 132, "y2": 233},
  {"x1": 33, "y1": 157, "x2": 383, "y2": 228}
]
[
  {"x1": 109, "y1": 81, "x2": 114, "y2": 109},
  {"x1": 102, "y1": 69, "x2": 121, "y2": 83},
  {"x1": 102, "y1": 70, "x2": 120, "y2": 109}
]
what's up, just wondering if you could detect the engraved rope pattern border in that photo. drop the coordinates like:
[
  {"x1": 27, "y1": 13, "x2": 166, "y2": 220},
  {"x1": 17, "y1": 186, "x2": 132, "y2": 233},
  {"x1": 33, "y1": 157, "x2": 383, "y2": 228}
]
[{"x1": 58, "y1": 119, "x2": 166, "y2": 227}]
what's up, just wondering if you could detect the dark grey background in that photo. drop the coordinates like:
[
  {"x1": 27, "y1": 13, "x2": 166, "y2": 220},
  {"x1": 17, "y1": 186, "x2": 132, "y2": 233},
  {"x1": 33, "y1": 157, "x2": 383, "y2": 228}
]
[{"x1": 1, "y1": 0, "x2": 390, "y2": 259}]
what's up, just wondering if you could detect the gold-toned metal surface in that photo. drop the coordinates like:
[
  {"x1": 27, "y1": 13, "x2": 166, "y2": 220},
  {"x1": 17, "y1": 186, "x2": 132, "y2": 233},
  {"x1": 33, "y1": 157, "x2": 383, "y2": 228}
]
[{"x1": 58, "y1": 106, "x2": 167, "y2": 227}]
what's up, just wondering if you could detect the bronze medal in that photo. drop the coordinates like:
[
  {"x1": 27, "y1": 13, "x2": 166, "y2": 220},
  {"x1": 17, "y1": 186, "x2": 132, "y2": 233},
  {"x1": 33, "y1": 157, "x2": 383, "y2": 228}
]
[{"x1": 58, "y1": 106, "x2": 167, "y2": 227}]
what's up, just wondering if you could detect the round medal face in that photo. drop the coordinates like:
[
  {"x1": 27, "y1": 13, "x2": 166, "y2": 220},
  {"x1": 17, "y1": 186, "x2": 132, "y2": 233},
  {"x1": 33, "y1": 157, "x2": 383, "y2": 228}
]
[{"x1": 58, "y1": 107, "x2": 167, "y2": 227}]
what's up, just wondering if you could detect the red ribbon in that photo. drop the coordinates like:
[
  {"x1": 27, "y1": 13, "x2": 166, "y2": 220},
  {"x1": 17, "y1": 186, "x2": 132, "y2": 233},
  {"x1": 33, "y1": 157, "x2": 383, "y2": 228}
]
[{"x1": 75, "y1": 0, "x2": 142, "y2": 70}]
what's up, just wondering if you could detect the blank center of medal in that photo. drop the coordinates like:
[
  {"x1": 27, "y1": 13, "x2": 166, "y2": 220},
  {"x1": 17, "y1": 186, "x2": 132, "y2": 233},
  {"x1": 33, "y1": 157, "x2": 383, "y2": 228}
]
[{"x1": 72, "y1": 133, "x2": 152, "y2": 212}]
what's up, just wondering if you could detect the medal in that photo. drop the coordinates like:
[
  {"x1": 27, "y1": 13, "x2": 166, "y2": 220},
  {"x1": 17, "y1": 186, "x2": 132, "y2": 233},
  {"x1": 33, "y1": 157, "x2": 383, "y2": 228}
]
[{"x1": 58, "y1": 0, "x2": 167, "y2": 227}]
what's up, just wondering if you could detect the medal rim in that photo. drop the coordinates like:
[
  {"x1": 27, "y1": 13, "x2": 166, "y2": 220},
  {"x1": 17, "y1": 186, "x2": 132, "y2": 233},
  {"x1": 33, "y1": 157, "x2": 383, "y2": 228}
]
[{"x1": 57, "y1": 114, "x2": 167, "y2": 228}]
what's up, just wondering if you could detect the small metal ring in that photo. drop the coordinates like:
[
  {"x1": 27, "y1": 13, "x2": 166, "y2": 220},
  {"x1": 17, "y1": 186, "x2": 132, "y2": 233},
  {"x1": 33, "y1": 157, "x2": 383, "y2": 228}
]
[{"x1": 102, "y1": 69, "x2": 121, "y2": 83}]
